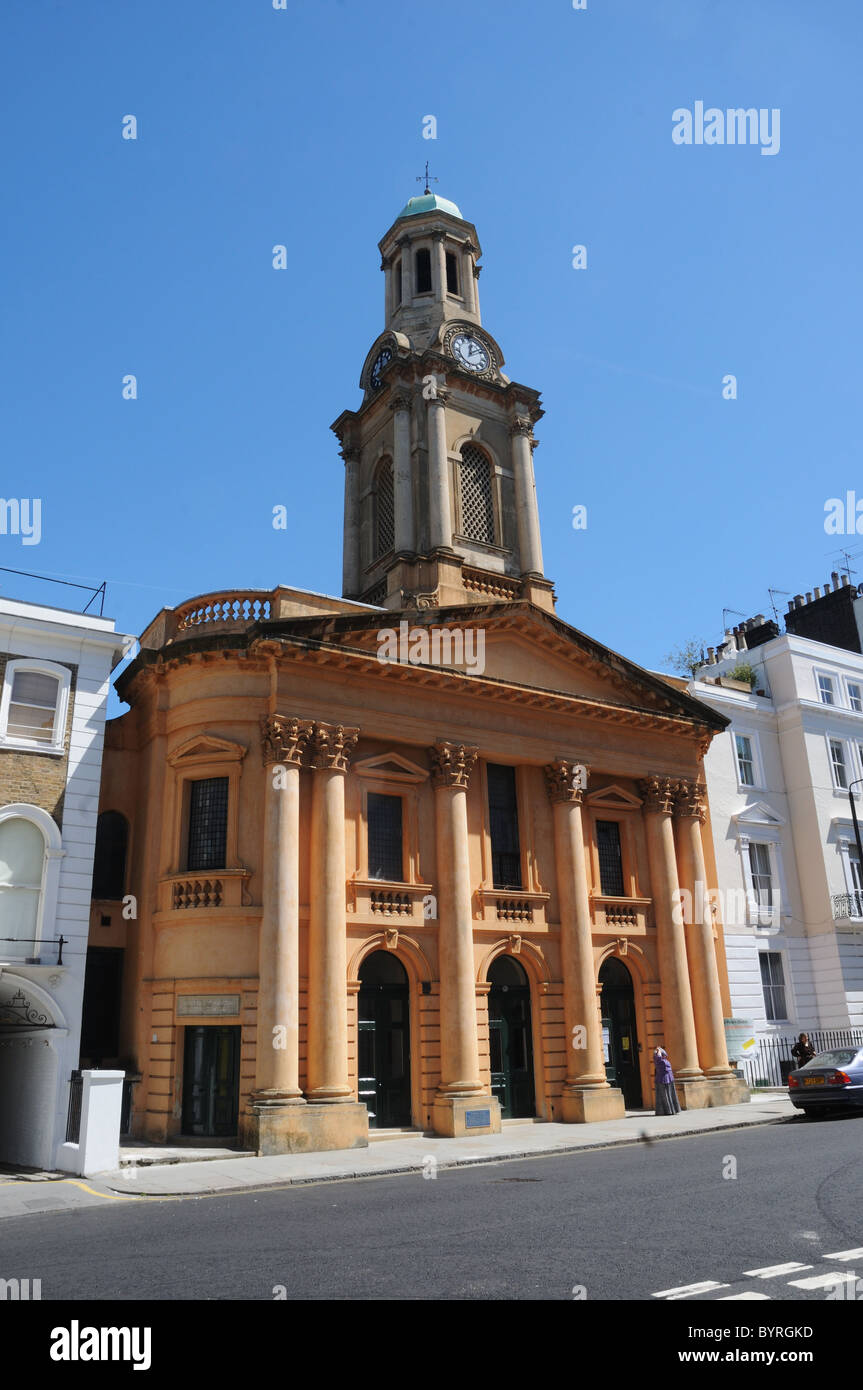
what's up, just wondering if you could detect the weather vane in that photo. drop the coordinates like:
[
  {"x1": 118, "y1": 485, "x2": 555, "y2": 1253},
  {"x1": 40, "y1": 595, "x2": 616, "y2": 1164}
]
[{"x1": 416, "y1": 161, "x2": 438, "y2": 195}]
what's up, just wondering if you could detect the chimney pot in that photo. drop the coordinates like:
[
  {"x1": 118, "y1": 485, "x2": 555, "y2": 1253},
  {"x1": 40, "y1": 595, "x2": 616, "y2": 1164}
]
[
  {"x1": 842, "y1": 574, "x2": 850, "y2": 586},
  {"x1": 832, "y1": 571, "x2": 840, "y2": 589}
]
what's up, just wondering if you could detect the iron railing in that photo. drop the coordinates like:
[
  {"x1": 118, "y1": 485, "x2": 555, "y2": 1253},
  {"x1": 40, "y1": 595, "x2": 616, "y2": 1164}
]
[
  {"x1": 65, "y1": 1070, "x2": 83, "y2": 1143},
  {"x1": 741, "y1": 1028, "x2": 863, "y2": 1088},
  {"x1": 832, "y1": 891, "x2": 863, "y2": 921}
]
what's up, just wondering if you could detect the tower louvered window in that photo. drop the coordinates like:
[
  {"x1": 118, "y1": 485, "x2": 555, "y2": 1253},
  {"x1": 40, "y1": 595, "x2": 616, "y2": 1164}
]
[
  {"x1": 375, "y1": 458, "x2": 394, "y2": 558},
  {"x1": 459, "y1": 444, "x2": 495, "y2": 544}
]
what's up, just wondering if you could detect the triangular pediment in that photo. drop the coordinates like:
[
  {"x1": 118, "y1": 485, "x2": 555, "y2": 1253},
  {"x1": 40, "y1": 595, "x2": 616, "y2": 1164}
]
[
  {"x1": 586, "y1": 784, "x2": 644, "y2": 810},
  {"x1": 352, "y1": 752, "x2": 429, "y2": 783},
  {"x1": 733, "y1": 801, "x2": 785, "y2": 828},
  {"x1": 168, "y1": 734, "x2": 247, "y2": 766}
]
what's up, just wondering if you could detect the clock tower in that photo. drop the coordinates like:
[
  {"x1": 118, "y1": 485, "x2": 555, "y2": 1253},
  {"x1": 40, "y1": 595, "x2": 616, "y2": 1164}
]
[{"x1": 332, "y1": 189, "x2": 555, "y2": 614}]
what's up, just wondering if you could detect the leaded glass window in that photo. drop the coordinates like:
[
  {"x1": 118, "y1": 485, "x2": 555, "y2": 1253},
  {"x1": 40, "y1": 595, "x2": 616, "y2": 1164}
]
[
  {"x1": 487, "y1": 763, "x2": 521, "y2": 888},
  {"x1": 367, "y1": 793, "x2": 404, "y2": 882},
  {"x1": 187, "y1": 777, "x2": 228, "y2": 872},
  {"x1": 596, "y1": 820, "x2": 625, "y2": 896}
]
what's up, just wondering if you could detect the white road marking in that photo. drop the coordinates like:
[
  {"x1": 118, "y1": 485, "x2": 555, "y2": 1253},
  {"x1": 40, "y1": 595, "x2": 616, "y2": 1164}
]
[
  {"x1": 787, "y1": 1271, "x2": 855, "y2": 1291},
  {"x1": 652, "y1": 1280, "x2": 729, "y2": 1299},
  {"x1": 742, "y1": 1262, "x2": 812, "y2": 1278},
  {"x1": 719, "y1": 1292, "x2": 772, "y2": 1300},
  {"x1": 823, "y1": 1247, "x2": 863, "y2": 1261}
]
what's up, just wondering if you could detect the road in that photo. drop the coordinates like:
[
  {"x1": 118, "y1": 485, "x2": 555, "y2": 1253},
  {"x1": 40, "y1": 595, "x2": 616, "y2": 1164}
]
[{"x1": 3, "y1": 1112, "x2": 862, "y2": 1301}]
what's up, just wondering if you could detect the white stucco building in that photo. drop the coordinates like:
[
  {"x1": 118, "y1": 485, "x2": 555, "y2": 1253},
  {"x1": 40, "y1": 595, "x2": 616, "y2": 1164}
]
[
  {"x1": 0, "y1": 596, "x2": 134, "y2": 1171},
  {"x1": 688, "y1": 574, "x2": 863, "y2": 1055}
]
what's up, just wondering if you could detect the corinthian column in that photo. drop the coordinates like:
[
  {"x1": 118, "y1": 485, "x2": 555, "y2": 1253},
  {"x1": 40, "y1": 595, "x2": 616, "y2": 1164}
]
[
  {"x1": 675, "y1": 779, "x2": 733, "y2": 1076},
  {"x1": 253, "y1": 716, "x2": 311, "y2": 1104},
  {"x1": 429, "y1": 742, "x2": 500, "y2": 1136},
  {"x1": 427, "y1": 389, "x2": 453, "y2": 551},
  {"x1": 390, "y1": 392, "x2": 414, "y2": 554},
  {"x1": 340, "y1": 445, "x2": 361, "y2": 597},
  {"x1": 544, "y1": 760, "x2": 625, "y2": 1122},
  {"x1": 640, "y1": 775, "x2": 702, "y2": 1081},
  {"x1": 307, "y1": 721, "x2": 359, "y2": 1102},
  {"x1": 509, "y1": 416, "x2": 544, "y2": 577}
]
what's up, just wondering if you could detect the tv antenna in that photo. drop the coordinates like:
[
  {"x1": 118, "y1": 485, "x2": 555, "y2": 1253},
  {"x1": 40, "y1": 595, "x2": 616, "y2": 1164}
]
[{"x1": 767, "y1": 588, "x2": 789, "y2": 624}]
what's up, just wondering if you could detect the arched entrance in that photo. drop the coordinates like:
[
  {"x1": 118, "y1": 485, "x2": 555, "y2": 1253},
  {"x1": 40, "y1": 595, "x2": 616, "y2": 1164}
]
[
  {"x1": 488, "y1": 955, "x2": 535, "y2": 1118},
  {"x1": 358, "y1": 951, "x2": 411, "y2": 1128},
  {"x1": 599, "y1": 957, "x2": 642, "y2": 1108}
]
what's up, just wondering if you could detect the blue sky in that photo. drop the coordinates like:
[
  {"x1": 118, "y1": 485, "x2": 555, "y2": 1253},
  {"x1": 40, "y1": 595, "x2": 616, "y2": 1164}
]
[{"x1": 2, "y1": 0, "x2": 860, "y2": 708}]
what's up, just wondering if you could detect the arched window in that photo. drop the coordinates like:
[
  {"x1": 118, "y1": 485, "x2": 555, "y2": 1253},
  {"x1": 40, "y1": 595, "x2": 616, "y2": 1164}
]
[
  {"x1": 92, "y1": 811, "x2": 129, "y2": 900},
  {"x1": 374, "y1": 457, "x2": 395, "y2": 559},
  {"x1": 0, "y1": 816, "x2": 46, "y2": 955},
  {"x1": 458, "y1": 443, "x2": 495, "y2": 545},
  {"x1": 0, "y1": 660, "x2": 70, "y2": 752},
  {"x1": 415, "y1": 247, "x2": 432, "y2": 294}
]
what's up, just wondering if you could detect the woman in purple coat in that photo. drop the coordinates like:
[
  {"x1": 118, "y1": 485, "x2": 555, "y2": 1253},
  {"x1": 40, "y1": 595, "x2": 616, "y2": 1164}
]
[{"x1": 654, "y1": 1046, "x2": 681, "y2": 1115}]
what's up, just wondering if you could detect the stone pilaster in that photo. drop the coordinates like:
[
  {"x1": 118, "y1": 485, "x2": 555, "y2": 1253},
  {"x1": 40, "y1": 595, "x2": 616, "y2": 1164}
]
[
  {"x1": 509, "y1": 416, "x2": 544, "y2": 577},
  {"x1": 390, "y1": 392, "x2": 414, "y2": 554},
  {"x1": 340, "y1": 445, "x2": 361, "y2": 597},
  {"x1": 429, "y1": 741, "x2": 501, "y2": 1137},
  {"x1": 427, "y1": 389, "x2": 453, "y2": 552},
  {"x1": 545, "y1": 760, "x2": 625, "y2": 1122}
]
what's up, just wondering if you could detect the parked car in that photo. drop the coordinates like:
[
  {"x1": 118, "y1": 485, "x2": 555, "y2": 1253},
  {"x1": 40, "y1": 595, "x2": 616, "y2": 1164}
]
[{"x1": 788, "y1": 1047, "x2": 863, "y2": 1116}]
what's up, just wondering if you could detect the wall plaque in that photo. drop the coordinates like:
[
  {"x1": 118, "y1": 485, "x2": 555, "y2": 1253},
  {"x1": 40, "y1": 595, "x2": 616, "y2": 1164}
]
[
  {"x1": 465, "y1": 1108, "x2": 491, "y2": 1129},
  {"x1": 177, "y1": 995, "x2": 240, "y2": 1017}
]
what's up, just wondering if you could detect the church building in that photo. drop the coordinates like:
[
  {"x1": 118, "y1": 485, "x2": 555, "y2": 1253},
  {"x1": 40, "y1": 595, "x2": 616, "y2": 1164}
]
[{"x1": 88, "y1": 187, "x2": 747, "y2": 1153}]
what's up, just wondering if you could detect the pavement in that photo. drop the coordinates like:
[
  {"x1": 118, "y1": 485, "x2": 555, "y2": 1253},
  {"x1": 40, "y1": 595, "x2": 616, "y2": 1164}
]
[{"x1": 0, "y1": 1091, "x2": 796, "y2": 1219}]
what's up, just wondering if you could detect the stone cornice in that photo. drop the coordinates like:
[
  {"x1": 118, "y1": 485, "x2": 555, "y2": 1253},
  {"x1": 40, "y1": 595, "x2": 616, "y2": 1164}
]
[{"x1": 429, "y1": 741, "x2": 478, "y2": 789}]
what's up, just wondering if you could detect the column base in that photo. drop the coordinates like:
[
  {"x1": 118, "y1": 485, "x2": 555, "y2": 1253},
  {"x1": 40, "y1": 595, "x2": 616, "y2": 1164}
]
[
  {"x1": 241, "y1": 1101, "x2": 369, "y2": 1155},
  {"x1": 560, "y1": 1086, "x2": 626, "y2": 1124},
  {"x1": 432, "y1": 1094, "x2": 502, "y2": 1138},
  {"x1": 675, "y1": 1076, "x2": 751, "y2": 1111}
]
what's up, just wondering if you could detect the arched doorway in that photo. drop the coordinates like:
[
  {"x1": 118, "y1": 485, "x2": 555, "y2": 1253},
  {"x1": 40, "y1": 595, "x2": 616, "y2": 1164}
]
[
  {"x1": 358, "y1": 951, "x2": 411, "y2": 1128},
  {"x1": 599, "y1": 957, "x2": 642, "y2": 1108},
  {"x1": 488, "y1": 955, "x2": 535, "y2": 1118}
]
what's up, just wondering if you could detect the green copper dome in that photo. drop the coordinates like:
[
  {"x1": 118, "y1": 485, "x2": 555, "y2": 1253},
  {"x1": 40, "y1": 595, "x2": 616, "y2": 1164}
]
[{"x1": 397, "y1": 192, "x2": 463, "y2": 221}]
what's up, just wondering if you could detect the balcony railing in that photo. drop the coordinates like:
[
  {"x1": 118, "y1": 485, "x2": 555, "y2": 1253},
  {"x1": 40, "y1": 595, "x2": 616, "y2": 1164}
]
[
  {"x1": 348, "y1": 879, "x2": 434, "y2": 923},
  {"x1": 0, "y1": 935, "x2": 67, "y2": 965},
  {"x1": 832, "y1": 891, "x2": 863, "y2": 924},
  {"x1": 159, "y1": 869, "x2": 251, "y2": 914},
  {"x1": 591, "y1": 896, "x2": 651, "y2": 934}
]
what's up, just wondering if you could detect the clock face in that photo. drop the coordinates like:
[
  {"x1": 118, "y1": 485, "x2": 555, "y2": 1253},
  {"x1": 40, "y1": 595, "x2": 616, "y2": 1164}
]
[
  {"x1": 451, "y1": 333, "x2": 490, "y2": 373},
  {"x1": 370, "y1": 346, "x2": 392, "y2": 389}
]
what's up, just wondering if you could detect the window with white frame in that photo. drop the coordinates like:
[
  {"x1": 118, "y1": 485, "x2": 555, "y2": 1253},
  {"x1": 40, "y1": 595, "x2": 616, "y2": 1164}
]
[
  {"x1": 735, "y1": 733, "x2": 756, "y2": 787},
  {"x1": 829, "y1": 738, "x2": 849, "y2": 789},
  {"x1": 817, "y1": 672, "x2": 836, "y2": 705},
  {"x1": 748, "y1": 842, "x2": 774, "y2": 913},
  {"x1": 848, "y1": 680, "x2": 863, "y2": 713},
  {"x1": 0, "y1": 816, "x2": 45, "y2": 955},
  {"x1": 0, "y1": 660, "x2": 70, "y2": 752},
  {"x1": 759, "y1": 952, "x2": 788, "y2": 1021}
]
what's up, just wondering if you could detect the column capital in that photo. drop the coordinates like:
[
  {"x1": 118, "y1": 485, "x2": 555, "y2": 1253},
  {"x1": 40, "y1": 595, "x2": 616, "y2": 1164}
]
[
  {"x1": 639, "y1": 773, "x2": 677, "y2": 815},
  {"x1": 543, "y1": 759, "x2": 589, "y2": 804},
  {"x1": 389, "y1": 392, "x2": 413, "y2": 415},
  {"x1": 509, "y1": 415, "x2": 534, "y2": 439},
  {"x1": 339, "y1": 444, "x2": 361, "y2": 464},
  {"x1": 310, "y1": 722, "x2": 360, "y2": 772},
  {"x1": 429, "y1": 741, "x2": 478, "y2": 789},
  {"x1": 431, "y1": 229, "x2": 446, "y2": 243},
  {"x1": 427, "y1": 386, "x2": 450, "y2": 408},
  {"x1": 674, "y1": 777, "x2": 707, "y2": 822},
  {"x1": 260, "y1": 715, "x2": 312, "y2": 768}
]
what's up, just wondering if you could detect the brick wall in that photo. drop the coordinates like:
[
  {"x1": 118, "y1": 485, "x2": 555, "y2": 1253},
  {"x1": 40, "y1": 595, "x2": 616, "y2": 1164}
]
[{"x1": 0, "y1": 651, "x2": 77, "y2": 827}]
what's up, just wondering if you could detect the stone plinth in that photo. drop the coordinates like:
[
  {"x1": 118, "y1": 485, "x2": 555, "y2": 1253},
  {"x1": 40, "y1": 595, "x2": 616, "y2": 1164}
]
[
  {"x1": 432, "y1": 1094, "x2": 502, "y2": 1138},
  {"x1": 560, "y1": 1085, "x2": 626, "y2": 1124},
  {"x1": 242, "y1": 1101, "x2": 369, "y2": 1156},
  {"x1": 675, "y1": 1076, "x2": 750, "y2": 1111}
]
